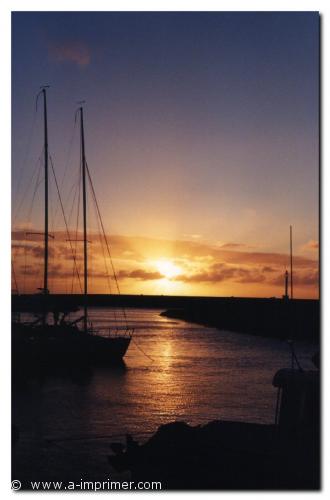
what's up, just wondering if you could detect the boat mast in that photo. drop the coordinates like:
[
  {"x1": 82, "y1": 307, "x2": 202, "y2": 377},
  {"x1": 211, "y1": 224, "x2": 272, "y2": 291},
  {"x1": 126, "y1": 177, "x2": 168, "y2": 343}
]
[
  {"x1": 39, "y1": 86, "x2": 50, "y2": 326},
  {"x1": 79, "y1": 106, "x2": 88, "y2": 333},
  {"x1": 42, "y1": 88, "x2": 49, "y2": 297}
]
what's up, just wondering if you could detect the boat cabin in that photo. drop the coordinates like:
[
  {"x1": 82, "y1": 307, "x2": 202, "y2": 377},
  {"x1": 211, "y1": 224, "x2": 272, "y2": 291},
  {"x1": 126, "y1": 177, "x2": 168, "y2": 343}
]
[{"x1": 273, "y1": 368, "x2": 319, "y2": 436}]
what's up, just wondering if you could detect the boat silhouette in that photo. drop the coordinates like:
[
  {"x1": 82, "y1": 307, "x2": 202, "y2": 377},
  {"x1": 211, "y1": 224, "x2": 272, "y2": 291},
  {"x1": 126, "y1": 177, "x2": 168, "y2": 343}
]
[{"x1": 12, "y1": 87, "x2": 132, "y2": 366}]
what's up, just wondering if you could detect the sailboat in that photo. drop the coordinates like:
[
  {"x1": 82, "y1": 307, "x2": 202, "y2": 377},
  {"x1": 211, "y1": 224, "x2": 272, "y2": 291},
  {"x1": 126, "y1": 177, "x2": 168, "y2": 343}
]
[
  {"x1": 73, "y1": 102, "x2": 132, "y2": 362},
  {"x1": 12, "y1": 87, "x2": 132, "y2": 365}
]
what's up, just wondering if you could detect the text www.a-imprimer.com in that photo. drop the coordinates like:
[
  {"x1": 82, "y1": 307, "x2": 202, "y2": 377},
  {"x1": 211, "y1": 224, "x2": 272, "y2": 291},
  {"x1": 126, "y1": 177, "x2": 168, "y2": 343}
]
[{"x1": 28, "y1": 479, "x2": 162, "y2": 491}]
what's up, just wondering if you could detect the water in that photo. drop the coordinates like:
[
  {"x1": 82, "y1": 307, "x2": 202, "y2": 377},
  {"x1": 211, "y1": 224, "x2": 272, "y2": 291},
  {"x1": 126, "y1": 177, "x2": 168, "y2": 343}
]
[{"x1": 13, "y1": 307, "x2": 316, "y2": 483}]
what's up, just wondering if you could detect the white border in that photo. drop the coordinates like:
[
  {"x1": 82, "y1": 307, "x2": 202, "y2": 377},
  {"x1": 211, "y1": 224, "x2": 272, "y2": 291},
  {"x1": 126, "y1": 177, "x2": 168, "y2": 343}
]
[{"x1": 1, "y1": 2, "x2": 327, "y2": 498}]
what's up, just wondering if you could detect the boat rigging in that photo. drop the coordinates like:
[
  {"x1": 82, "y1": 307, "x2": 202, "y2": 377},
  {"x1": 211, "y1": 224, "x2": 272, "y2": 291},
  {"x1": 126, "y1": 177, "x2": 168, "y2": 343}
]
[{"x1": 12, "y1": 88, "x2": 132, "y2": 366}]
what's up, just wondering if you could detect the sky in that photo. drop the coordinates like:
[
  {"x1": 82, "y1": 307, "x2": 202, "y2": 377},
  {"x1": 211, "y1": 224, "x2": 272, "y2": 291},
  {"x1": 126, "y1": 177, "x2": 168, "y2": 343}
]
[{"x1": 11, "y1": 11, "x2": 319, "y2": 298}]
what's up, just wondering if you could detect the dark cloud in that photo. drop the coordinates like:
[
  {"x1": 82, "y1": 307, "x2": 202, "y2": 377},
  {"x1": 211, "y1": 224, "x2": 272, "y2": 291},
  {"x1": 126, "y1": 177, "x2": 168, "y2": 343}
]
[
  {"x1": 218, "y1": 242, "x2": 247, "y2": 249},
  {"x1": 56, "y1": 245, "x2": 84, "y2": 261},
  {"x1": 12, "y1": 243, "x2": 55, "y2": 259},
  {"x1": 262, "y1": 266, "x2": 277, "y2": 273},
  {"x1": 175, "y1": 263, "x2": 265, "y2": 284},
  {"x1": 117, "y1": 269, "x2": 163, "y2": 281},
  {"x1": 12, "y1": 231, "x2": 319, "y2": 291},
  {"x1": 18, "y1": 264, "x2": 39, "y2": 276},
  {"x1": 271, "y1": 270, "x2": 319, "y2": 287},
  {"x1": 31, "y1": 245, "x2": 55, "y2": 259},
  {"x1": 12, "y1": 230, "x2": 318, "y2": 270}
]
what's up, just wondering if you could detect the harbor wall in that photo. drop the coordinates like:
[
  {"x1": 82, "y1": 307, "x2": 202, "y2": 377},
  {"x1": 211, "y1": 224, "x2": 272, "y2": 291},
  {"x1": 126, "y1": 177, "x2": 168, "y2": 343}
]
[{"x1": 12, "y1": 294, "x2": 319, "y2": 342}]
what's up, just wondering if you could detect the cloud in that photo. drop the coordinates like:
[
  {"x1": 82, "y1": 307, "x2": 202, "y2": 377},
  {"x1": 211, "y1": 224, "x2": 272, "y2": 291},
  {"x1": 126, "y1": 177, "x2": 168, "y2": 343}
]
[
  {"x1": 218, "y1": 242, "x2": 247, "y2": 249},
  {"x1": 12, "y1": 242, "x2": 55, "y2": 259},
  {"x1": 12, "y1": 230, "x2": 319, "y2": 293},
  {"x1": 18, "y1": 264, "x2": 38, "y2": 276},
  {"x1": 19, "y1": 262, "x2": 67, "y2": 278},
  {"x1": 174, "y1": 261, "x2": 318, "y2": 288},
  {"x1": 262, "y1": 266, "x2": 277, "y2": 273},
  {"x1": 48, "y1": 40, "x2": 91, "y2": 67},
  {"x1": 12, "y1": 222, "x2": 34, "y2": 231},
  {"x1": 12, "y1": 230, "x2": 316, "y2": 268},
  {"x1": 223, "y1": 250, "x2": 316, "y2": 269},
  {"x1": 56, "y1": 245, "x2": 84, "y2": 261},
  {"x1": 302, "y1": 239, "x2": 319, "y2": 251},
  {"x1": 271, "y1": 270, "x2": 319, "y2": 287},
  {"x1": 117, "y1": 269, "x2": 164, "y2": 281},
  {"x1": 12, "y1": 230, "x2": 319, "y2": 274},
  {"x1": 175, "y1": 263, "x2": 266, "y2": 284}
]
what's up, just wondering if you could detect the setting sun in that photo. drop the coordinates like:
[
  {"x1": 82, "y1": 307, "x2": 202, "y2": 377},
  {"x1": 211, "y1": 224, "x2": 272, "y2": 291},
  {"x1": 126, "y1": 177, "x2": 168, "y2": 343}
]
[{"x1": 155, "y1": 260, "x2": 182, "y2": 280}]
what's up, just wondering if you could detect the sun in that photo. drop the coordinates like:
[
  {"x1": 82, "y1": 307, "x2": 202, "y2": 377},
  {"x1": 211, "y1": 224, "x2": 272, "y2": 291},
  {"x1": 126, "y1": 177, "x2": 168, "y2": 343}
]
[{"x1": 155, "y1": 259, "x2": 181, "y2": 279}]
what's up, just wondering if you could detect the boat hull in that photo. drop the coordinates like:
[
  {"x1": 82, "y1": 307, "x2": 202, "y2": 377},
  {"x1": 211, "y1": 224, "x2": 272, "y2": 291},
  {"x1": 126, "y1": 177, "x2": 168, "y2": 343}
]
[
  {"x1": 87, "y1": 335, "x2": 131, "y2": 363},
  {"x1": 12, "y1": 322, "x2": 131, "y2": 369}
]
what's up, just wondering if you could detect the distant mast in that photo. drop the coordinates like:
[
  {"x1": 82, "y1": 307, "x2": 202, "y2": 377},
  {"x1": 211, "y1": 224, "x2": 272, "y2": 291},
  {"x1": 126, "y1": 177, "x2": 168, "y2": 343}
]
[
  {"x1": 283, "y1": 270, "x2": 289, "y2": 300},
  {"x1": 290, "y1": 225, "x2": 293, "y2": 299}
]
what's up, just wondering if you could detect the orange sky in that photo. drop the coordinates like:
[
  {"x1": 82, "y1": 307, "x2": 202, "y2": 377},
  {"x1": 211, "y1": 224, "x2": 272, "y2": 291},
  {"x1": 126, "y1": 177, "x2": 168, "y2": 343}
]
[{"x1": 12, "y1": 230, "x2": 319, "y2": 299}]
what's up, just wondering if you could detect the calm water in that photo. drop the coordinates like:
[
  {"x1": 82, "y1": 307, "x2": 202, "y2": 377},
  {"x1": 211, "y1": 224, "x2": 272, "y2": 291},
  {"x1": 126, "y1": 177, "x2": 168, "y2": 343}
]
[{"x1": 13, "y1": 307, "x2": 316, "y2": 482}]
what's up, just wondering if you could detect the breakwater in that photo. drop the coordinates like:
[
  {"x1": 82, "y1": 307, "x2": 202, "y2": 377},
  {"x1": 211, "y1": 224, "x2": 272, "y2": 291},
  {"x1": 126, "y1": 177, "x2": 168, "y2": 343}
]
[
  {"x1": 161, "y1": 298, "x2": 319, "y2": 342},
  {"x1": 12, "y1": 294, "x2": 319, "y2": 342}
]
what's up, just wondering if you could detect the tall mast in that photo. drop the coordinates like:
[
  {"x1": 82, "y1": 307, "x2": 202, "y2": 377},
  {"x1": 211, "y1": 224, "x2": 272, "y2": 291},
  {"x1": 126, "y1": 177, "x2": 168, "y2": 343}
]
[
  {"x1": 290, "y1": 225, "x2": 293, "y2": 299},
  {"x1": 80, "y1": 106, "x2": 88, "y2": 333},
  {"x1": 43, "y1": 88, "x2": 49, "y2": 298}
]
